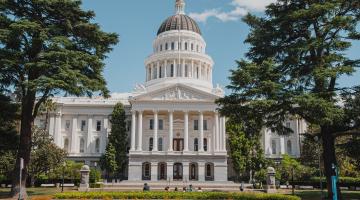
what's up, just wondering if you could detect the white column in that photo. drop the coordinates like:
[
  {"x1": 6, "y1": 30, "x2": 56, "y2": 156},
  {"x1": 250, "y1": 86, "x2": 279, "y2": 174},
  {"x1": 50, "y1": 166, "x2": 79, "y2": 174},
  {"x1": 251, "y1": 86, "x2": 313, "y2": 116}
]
[
  {"x1": 130, "y1": 110, "x2": 136, "y2": 151},
  {"x1": 184, "y1": 111, "x2": 189, "y2": 152},
  {"x1": 215, "y1": 112, "x2": 219, "y2": 152},
  {"x1": 164, "y1": 60, "x2": 167, "y2": 78},
  {"x1": 151, "y1": 162, "x2": 158, "y2": 181},
  {"x1": 191, "y1": 60, "x2": 194, "y2": 78},
  {"x1": 182, "y1": 59, "x2": 185, "y2": 77},
  {"x1": 153, "y1": 110, "x2": 158, "y2": 151},
  {"x1": 198, "y1": 162, "x2": 205, "y2": 181},
  {"x1": 54, "y1": 114, "x2": 61, "y2": 146},
  {"x1": 167, "y1": 162, "x2": 174, "y2": 181},
  {"x1": 199, "y1": 112, "x2": 204, "y2": 152},
  {"x1": 71, "y1": 117, "x2": 77, "y2": 153},
  {"x1": 173, "y1": 60, "x2": 177, "y2": 77},
  {"x1": 87, "y1": 116, "x2": 93, "y2": 152},
  {"x1": 221, "y1": 117, "x2": 226, "y2": 151},
  {"x1": 219, "y1": 116, "x2": 223, "y2": 151},
  {"x1": 280, "y1": 137, "x2": 285, "y2": 154},
  {"x1": 168, "y1": 111, "x2": 173, "y2": 152},
  {"x1": 49, "y1": 115, "x2": 55, "y2": 137},
  {"x1": 157, "y1": 61, "x2": 160, "y2": 79},
  {"x1": 183, "y1": 162, "x2": 190, "y2": 182},
  {"x1": 137, "y1": 111, "x2": 143, "y2": 151}
]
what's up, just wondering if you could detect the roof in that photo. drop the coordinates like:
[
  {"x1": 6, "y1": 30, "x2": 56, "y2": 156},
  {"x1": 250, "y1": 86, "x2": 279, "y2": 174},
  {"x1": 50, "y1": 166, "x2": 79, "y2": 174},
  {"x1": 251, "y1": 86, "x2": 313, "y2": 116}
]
[{"x1": 157, "y1": 14, "x2": 201, "y2": 36}]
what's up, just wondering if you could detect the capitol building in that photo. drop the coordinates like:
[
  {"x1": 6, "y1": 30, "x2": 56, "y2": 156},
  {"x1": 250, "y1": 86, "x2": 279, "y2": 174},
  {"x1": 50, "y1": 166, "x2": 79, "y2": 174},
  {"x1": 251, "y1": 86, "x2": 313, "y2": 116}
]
[{"x1": 35, "y1": 0, "x2": 306, "y2": 182}]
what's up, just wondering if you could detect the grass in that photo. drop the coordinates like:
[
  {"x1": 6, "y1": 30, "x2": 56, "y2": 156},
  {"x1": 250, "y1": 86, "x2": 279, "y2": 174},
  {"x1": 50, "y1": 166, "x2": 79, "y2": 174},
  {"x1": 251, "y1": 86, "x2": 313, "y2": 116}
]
[
  {"x1": 0, "y1": 187, "x2": 76, "y2": 199},
  {"x1": 279, "y1": 189, "x2": 360, "y2": 200}
]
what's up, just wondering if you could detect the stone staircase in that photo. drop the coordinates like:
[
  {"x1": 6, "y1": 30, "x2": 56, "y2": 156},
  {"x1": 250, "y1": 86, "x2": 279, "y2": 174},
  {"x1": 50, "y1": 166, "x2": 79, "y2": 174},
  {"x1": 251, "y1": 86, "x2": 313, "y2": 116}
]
[{"x1": 92, "y1": 181, "x2": 248, "y2": 192}]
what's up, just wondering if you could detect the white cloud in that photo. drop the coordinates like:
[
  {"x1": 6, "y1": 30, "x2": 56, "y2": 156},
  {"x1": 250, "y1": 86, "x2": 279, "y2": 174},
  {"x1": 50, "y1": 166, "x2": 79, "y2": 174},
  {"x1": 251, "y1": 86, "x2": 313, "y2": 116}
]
[
  {"x1": 231, "y1": 0, "x2": 276, "y2": 12},
  {"x1": 189, "y1": 0, "x2": 276, "y2": 23}
]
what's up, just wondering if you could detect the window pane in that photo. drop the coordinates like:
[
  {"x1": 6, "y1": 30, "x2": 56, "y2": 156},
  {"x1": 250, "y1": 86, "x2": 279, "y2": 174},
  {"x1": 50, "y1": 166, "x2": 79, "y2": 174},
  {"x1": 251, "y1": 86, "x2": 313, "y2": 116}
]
[
  {"x1": 203, "y1": 120, "x2": 208, "y2": 130},
  {"x1": 149, "y1": 138, "x2": 153, "y2": 151},
  {"x1": 194, "y1": 138, "x2": 198, "y2": 151},
  {"x1": 150, "y1": 119, "x2": 154, "y2": 130},
  {"x1": 194, "y1": 120, "x2": 199, "y2": 130},
  {"x1": 159, "y1": 120, "x2": 163, "y2": 130}
]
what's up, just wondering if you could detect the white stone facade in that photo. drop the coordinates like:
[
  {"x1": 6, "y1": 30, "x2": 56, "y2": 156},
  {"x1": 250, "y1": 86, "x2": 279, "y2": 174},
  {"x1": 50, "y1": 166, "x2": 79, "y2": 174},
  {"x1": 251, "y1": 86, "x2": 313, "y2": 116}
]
[{"x1": 34, "y1": 0, "x2": 307, "y2": 181}]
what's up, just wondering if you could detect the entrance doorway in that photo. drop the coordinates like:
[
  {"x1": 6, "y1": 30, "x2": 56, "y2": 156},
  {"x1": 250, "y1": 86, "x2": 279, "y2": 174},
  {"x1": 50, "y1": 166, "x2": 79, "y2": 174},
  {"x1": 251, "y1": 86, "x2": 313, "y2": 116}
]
[
  {"x1": 173, "y1": 139, "x2": 184, "y2": 151},
  {"x1": 173, "y1": 163, "x2": 183, "y2": 180}
]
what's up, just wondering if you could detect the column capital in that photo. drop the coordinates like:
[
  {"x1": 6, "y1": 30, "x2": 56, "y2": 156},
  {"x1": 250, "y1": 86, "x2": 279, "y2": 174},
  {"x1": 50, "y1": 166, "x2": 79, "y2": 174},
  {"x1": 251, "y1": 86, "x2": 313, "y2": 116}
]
[
  {"x1": 153, "y1": 110, "x2": 159, "y2": 114},
  {"x1": 168, "y1": 110, "x2": 174, "y2": 114},
  {"x1": 131, "y1": 110, "x2": 137, "y2": 114}
]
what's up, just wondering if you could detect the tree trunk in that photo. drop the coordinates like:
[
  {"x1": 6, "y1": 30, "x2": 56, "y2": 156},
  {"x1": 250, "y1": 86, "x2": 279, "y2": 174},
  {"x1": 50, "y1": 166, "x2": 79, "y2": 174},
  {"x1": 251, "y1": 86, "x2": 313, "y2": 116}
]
[
  {"x1": 321, "y1": 126, "x2": 342, "y2": 200},
  {"x1": 10, "y1": 92, "x2": 36, "y2": 198}
]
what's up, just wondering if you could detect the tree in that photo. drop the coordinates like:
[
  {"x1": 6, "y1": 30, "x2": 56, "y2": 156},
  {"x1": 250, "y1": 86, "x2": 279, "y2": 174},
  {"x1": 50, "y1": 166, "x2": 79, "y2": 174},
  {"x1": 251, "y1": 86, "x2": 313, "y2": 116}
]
[
  {"x1": 100, "y1": 103, "x2": 128, "y2": 178},
  {"x1": 227, "y1": 120, "x2": 267, "y2": 182},
  {"x1": 0, "y1": 0, "x2": 118, "y2": 197},
  {"x1": 28, "y1": 127, "x2": 67, "y2": 186},
  {"x1": 99, "y1": 143, "x2": 118, "y2": 178},
  {"x1": 217, "y1": 0, "x2": 359, "y2": 198}
]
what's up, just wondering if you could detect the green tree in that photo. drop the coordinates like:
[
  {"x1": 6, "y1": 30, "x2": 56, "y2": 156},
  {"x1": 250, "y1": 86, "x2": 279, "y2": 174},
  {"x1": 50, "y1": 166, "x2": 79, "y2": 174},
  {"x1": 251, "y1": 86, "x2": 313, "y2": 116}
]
[
  {"x1": 218, "y1": 0, "x2": 359, "y2": 198},
  {"x1": 99, "y1": 143, "x2": 118, "y2": 178},
  {"x1": 227, "y1": 120, "x2": 267, "y2": 182},
  {"x1": 100, "y1": 103, "x2": 128, "y2": 178},
  {"x1": 0, "y1": 0, "x2": 118, "y2": 197},
  {"x1": 28, "y1": 127, "x2": 67, "y2": 186}
]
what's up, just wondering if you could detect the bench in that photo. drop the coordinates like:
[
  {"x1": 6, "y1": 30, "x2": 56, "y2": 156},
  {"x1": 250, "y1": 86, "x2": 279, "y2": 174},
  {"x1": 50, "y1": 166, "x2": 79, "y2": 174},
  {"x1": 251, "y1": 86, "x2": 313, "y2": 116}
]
[
  {"x1": 299, "y1": 186, "x2": 314, "y2": 190},
  {"x1": 41, "y1": 184, "x2": 55, "y2": 187}
]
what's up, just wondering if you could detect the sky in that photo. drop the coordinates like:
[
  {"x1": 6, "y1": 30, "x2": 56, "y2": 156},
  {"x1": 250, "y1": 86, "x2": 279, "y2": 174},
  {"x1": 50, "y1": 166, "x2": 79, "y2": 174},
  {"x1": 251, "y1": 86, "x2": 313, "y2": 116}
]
[{"x1": 81, "y1": 0, "x2": 360, "y2": 94}]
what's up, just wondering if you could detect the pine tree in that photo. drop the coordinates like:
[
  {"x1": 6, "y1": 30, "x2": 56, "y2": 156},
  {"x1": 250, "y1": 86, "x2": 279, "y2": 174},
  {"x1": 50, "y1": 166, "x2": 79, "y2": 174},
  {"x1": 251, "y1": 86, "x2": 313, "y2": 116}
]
[
  {"x1": 0, "y1": 0, "x2": 118, "y2": 197},
  {"x1": 100, "y1": 103, "x2": 128, "y2": 178},
  {"x1": 218, "y1": 0, "x2": 359, "y2": 198}
]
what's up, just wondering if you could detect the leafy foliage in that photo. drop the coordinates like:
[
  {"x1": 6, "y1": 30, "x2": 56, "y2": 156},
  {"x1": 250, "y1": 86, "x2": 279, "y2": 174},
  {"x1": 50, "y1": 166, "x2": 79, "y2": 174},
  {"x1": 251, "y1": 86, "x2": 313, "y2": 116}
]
[
  {"x1": 100, "y1": 103, "x2": 127, "y2": 177},
  {"x1": 276, "y1": 155, "x2": 315, "y2": 183},
  {"x1": 227, "y1": 120, "x2": 267, "y2": 180},
  {"x1": 28, "y1": 127, "x2": 67, "y2": 184},
  {"x1": 217, "y1": 0, "x2": 359, "y2": 198},
  {"x1": 0, "y1": 0, "x2": 118, "y2": 195}
]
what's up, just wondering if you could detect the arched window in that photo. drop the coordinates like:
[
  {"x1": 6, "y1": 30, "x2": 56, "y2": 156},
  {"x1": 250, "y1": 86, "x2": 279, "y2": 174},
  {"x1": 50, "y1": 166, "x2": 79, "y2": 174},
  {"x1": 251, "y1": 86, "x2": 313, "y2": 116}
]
[
  {"x1": 206, "y1": 164, "x2": 211, "y2": 177},
  {"x1": 287, "y1": 140, "x2": 292, "y2": 155},
  {"x1": 79, "y1": 138, "x2": 85, "y2": 153},
  {"x1": 160, "y1": 44, "x2": 163, "y2": 51},
  {"x1": 64, "y1": 138, "x2": 69, "y2": 152},
  {"x1": 171, "y1": 42, "x2": 175, "y2": 50},
  {"x1": 205, "y1": 163, "x2": 214, "y2": 181},
  {"x1": 194, "y1": 138, "x2": 198, "y2": 151},
  {"x1": 142, "y1": 162, "x2": 151, "y2": 180},
  {"x1": 158, "y1": 138, "x2": 163, "y2": 151},
  {"x1": 95, "y1": 138, "x2": 100, "y2": 153},
  {"x1": 149, "y1": 137, "x2": 153, "y2": 151},
  {"x1": 185, "y1": 42, "x2": 188, "y2": 50},
  {"x1": 196, "y1": 67, "x2": 199, "y2": 78},
  {"x1": 159, "y1": 66, "x2": 162, "y2": 78},
  {"x1": 196, "y1": 45, "x2": 199, "y2": 52},
  {"x1": 271, "y1": 139, "x2": 277, "y2": 155},
  {"x1": 148, "y1": 68, "x2": 152, "y2": 80},
  {"x1": 204, "y1": 138, "x2": 208, "y2": 151},
  {"x1": 165, "y1": 43, "x2": 168, "y2": 50}
]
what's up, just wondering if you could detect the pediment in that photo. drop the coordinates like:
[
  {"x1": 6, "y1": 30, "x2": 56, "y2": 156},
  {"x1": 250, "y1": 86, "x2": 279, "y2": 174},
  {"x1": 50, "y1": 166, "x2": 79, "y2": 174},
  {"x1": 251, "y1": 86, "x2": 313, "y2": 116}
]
[{"x1": 132, "y1": 84, "x2": 219, "y2": 102}]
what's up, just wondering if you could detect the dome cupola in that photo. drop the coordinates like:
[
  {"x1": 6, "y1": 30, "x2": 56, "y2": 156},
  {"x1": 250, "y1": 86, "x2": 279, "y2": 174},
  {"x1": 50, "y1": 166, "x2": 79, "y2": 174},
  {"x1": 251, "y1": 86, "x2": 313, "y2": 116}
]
[{"x1": 157, "y1": 0, "x2": 201, "y2": 36}]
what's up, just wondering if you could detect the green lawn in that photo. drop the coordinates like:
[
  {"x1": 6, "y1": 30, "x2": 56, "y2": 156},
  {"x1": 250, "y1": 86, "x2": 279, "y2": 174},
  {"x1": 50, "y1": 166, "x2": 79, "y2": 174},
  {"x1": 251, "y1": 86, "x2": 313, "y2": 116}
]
[{"x1": 0, "y1": 187, "x2": 77, "y2": 199}]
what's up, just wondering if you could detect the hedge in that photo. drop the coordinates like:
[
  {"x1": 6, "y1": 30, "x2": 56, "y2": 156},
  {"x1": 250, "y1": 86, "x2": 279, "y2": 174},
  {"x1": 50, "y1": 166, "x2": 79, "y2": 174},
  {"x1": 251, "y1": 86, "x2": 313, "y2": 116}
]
[
  {"x1": 290, "y1": 177, "x2": 360, "y2": 188},
  {"x1": 54, "y1": 191, "x2": 300, "y2": 200}
]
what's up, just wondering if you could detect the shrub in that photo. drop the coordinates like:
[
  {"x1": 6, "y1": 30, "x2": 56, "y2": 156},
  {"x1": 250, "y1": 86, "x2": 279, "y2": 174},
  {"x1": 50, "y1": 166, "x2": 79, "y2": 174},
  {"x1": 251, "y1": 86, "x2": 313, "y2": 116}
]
[{"x1": 54, "y1": 191, "x2": 300, "y2": 200}]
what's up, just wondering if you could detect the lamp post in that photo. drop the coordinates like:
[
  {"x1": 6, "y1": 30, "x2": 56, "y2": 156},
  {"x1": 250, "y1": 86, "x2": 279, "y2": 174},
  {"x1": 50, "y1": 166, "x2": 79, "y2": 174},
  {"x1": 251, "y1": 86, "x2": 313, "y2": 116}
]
[
  {"x1": 62, "y1": 161, "x2": 66, "y2": 192},
  {"x1": 314, "y1": 136, "x2": 323, "y2": 199}
]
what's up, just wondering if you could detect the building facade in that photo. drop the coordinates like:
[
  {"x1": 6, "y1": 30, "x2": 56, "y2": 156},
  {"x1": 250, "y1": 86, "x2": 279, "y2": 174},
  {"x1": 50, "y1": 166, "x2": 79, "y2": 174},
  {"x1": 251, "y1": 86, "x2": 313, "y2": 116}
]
[{"x1": 34, "y1": 0, "x2": 306, "y2": 182}]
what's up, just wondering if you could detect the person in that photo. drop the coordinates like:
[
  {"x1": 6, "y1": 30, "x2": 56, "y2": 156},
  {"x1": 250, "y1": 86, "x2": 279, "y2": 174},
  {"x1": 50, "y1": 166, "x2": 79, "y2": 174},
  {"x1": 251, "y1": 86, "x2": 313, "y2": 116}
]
[
  {"x1": 165, "y1": 186, "x2": 169, "y2": 191},
  {"x1": 143, "y1": 183, "x2": 150, "y2": 191},
  {"x1": 197, "y1": 187, "x2": 203, "y2": 192},
  {"x1": 182, "y1": 186, "x2": 187, "y2": 192},
  {"x1": 240, "y1": 181, "x2": 244, "y2": 192},
  {"x1": 174, "y1": 187, "x2": 178, "y2": 191},
  {"x1": 188, "y1": 184, "x2": 193, "y2": 192}
]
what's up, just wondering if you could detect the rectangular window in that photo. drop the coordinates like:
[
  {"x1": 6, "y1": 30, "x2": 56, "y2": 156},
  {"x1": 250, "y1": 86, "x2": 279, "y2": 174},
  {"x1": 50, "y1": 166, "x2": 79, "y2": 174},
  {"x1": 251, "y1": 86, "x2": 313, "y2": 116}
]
[
  {"x1": 191, "y1": 43, "x2": 194, "y2": 51},
  {"x1": 178, "y1": 42, "x2": 181, "y2": 50},
  {"x1": 203, "y1": 120, "x2": 208, "y2": 130},
  {"x1": 96, "y1": 120, "x2": 101, "y2": 131},
  {"x1": 149, "y1": 119, "x2": 154, "y2": 130},
  {"x1": 65, "y1": 120, "x2": 70, "y2": 130},
  {"x1": 171, "y1": 64, "x2": 174, "y2": 77},
  {"x1": 286, "y1": 122, "x2": 291, "y2": 128},
  {"x1": 158, "y1": 119, "x2": 164, "y2": 130},
  {"x1": 194, "y1": 120, "x2": 199, "y2": 130},
  {"x1": 204, "y1": 138, "x2": 208, "y2": 151},
  {"x1": 185, "y1": 42, "x2": 188, "y2": 50},
  {"x1": 160, "y1": 45, "x2": 162, "y2": 51},
  {"x1": 171, "y1": 42, "x2": 175, "y2": 50},
  {"x1": 81, "y1": 120, "x2": 86, "y2": 131}
]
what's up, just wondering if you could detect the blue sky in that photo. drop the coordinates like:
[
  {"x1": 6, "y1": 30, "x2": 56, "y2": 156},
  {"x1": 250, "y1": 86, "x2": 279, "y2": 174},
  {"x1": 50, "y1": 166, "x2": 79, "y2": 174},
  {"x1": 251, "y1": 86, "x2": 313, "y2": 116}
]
[{"x1": 81, "y1": 0, "x2": 359, "y2": 94}]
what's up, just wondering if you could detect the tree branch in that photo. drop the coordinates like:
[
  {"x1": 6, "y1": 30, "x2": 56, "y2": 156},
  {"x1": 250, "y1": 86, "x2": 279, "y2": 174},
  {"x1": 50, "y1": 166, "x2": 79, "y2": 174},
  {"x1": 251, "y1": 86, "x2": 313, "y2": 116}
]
[{"x1": 32, "y1": 89, "x2": 50, "y2": 119}]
